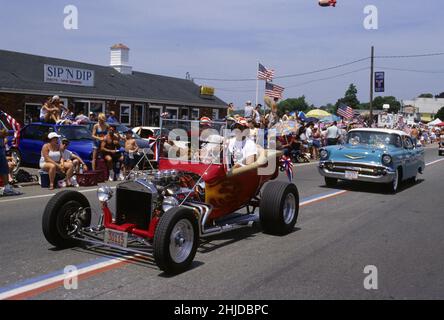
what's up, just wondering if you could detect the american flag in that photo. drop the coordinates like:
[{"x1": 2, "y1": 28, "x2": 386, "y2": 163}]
[
  {"x1": 280, "y1": 156, "x2": 294, "y2": 182},
  {"x1": 337, "y1": 103, "x2": 354, "y2": 119},
  {"x1": 0, "y1": 110, "x2": 21, "y2": 147},
  {"x1": 258, "y1": 63, "x2": 275, "y2": 81},
  {"x1": 265, "y1": 82, "x2": 285, "y2": 99}
]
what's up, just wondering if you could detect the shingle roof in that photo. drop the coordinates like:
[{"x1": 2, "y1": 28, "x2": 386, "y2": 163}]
[{"x1": 0, "y1": 49, "x2": 227, "y2": 108}]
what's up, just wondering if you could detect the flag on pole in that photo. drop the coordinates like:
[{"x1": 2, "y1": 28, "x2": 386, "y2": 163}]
[
  {"x1": 265, "y1": 82, "x2": 285, "y2": 99},
  {"x1": 337, "y1": 103, "x2": 354, "y2": 119},
  {"x1": 0, "y1": 110, "x2": 21, "y2": 147},
  {"x1": 258, "y1": 63, "x2": 275, "y2": 81}
]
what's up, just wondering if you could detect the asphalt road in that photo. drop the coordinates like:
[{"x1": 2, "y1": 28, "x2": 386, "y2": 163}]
[{"x1": 1, "y1": 146, "x2": 443, "y2": 300}]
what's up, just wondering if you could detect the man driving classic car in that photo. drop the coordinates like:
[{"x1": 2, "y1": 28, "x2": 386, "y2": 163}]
[{"x1": 228, "y1": 118, "x2": 258, "y2": 169}]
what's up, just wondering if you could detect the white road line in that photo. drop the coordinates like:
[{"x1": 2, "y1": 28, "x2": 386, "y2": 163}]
[
  {"x1": 0, "y1": 187, "x2": 117, "y2": 204},
  {"x1": 425, "y1": 158, "x2": 444, "y2": 167},
  {"x1": 0, "y1": 255, "x2": 134, "y2": 300},
  {"x1": 300, "y1": 190, "x2": 348, "y2": 206}
]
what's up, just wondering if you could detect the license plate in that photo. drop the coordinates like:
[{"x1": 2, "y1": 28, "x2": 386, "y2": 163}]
[
  {"x1": 345, "y1": 171, "x2": 359, "y2": 180},
  {"x1": 104, "y1": 229, "x2": 128, "y2": 248}
]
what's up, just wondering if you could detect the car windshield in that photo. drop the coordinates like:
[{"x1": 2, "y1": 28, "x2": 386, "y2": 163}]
[
  {"x1": 161, "y1": 119, "x2": 228, "y2": 164},
  {"x1": 57, "y1": 126, "x2": 93, "y2": 141},
  {"x1": 347, "y1": 131, "x2": 402, "y2": 148}
]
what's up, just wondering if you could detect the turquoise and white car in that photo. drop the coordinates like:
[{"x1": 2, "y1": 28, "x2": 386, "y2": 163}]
[{"x1": 318, "y1": 128, "x2": 425, "y2": 193}]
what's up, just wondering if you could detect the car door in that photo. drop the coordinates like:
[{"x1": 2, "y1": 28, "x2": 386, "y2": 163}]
[
  {"x1": 402, "y1": 136, "x2": 415, "y2": 179},
  {"x1": 19, "y1": 125, "x2": 51, "y2": 165}
]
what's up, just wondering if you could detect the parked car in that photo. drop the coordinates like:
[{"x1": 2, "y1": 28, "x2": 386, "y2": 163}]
[
  {"x1": 8, "y1": 123, "x2": 95, "y2": 169},
  {"x1": 41, "y1": 119, "x2": 300, "y2": 274},
  {"x1": 132, "y1": 126, "x2": 161, "y2": 141},
  {"x1": 318, "y1": 128, "x2": 425, "y2": 193}
]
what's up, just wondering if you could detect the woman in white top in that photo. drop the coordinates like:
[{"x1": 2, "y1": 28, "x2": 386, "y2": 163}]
[{"x1": 40, "y1": 132, "x2": 73, "y2": 189}]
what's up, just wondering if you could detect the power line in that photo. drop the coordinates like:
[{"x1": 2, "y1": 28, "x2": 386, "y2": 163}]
[
  {"x1": 193, "y1": 57, "x2": 370, "y2": 82},
  {"x1": 375, "y1": 52, "x2": 444, "y2": 59},
  {"x1": 193, "y1": 51, "x2": 444, "y2": 82},
  {"x1": 214, "y1": 67, "x2": 370, "y2": 93},
  {"x1": 377, "y1": 66, "x2": 444, "y2": 74}
]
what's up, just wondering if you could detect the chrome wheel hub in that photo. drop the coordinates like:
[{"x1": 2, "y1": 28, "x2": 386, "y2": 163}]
[
  {"x1": 169, "y1": 219, "x2": 194, "y2": 264},
  {"x1": 283, "y1": 193, "x2": 296, "y2": 225}
]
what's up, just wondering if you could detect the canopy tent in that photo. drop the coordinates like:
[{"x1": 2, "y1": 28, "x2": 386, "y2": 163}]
[
  {"x1": 271, "y1": 121, "x2": 300, "y2": 136},
  {"x1": 306, "y1": 109, "x2": 331, "y2": 118},
  {"x1": 428, "y1": 118, "x2": 442, "y2": 126},
  {"x1": 319, "y1": 115, "x2": 341, "y2": 123}
]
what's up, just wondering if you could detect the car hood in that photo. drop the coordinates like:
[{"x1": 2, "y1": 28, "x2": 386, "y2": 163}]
[{"x1": 324, "y1": 144, "x2": 393, "y2": 164}]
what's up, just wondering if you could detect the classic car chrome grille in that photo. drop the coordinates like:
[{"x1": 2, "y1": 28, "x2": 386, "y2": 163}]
[{"x1": 324, "y1": 162, "x2": 385, "y2": 176}]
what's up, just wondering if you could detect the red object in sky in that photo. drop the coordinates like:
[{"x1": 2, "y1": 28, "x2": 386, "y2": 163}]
[{"x1": 319, "y1": 0, "x2": 337, "y2": 7}]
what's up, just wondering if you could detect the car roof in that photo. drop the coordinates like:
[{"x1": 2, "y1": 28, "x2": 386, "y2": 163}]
[
  {"x1": 27, "y1": 122, "x2": 85, "y2": 128},
  {"x1": 349, "y1": 128, "x2": 409, "y2": 136}
]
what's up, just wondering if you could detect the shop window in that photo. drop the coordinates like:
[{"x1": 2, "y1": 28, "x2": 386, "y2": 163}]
[
  {"x1": 148, "y1": 106, "x2": 162, "y2": 127},
  {"x1": 24, "y1": 103, "x2": 42, "y2": 124},
  {"x1": 134, "y1": 104, "x2": 144, "y2": 127},
  {"x1": 191, "y1": 108, "x2": 200, "y2": 120},
  {"x1": 120, "y1": 104, "x2": 131, "y2": 125}
]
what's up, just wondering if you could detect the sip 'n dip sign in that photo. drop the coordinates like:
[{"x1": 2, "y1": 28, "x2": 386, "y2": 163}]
[{"x1": 44, "y1": 64, "x2": 95, "y2": 87}]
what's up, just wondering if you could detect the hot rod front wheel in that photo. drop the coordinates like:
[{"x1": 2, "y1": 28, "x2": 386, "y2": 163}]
[
  {"x1": 153, "y1": 207, "x2": 199, "y2": 274},
  {"x1": 260, "y1": 181, "x2": 300, "y2": 235},
  {"x1": 42, "y1": 191, "x2": 91, "y2": 248}
]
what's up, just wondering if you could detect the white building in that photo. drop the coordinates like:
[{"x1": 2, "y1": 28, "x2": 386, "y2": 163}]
[{"x1": 401, "y1": 97, "x2": 444, "y2": 122}]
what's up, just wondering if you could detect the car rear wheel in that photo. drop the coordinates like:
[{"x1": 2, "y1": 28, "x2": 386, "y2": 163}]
[
  {"x1": 153, "y1": 207, "x2": 199, "y2": 274},
  {"x1": 260, "y1": 181, "x2": 299, "y2": 235},
  {"x1": 42, "y1": 191, "x2": 91, "y2": 248},
  {"x1": 325, "y1": 177, "x2": 338, "y2": 187}
]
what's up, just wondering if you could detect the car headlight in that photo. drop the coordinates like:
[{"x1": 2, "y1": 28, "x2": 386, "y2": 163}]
[
  {"x1": 320, "y1": 150, "x2": 329, "y2": 160},
  {"x1": 97, "y1": 186, "x2": 113, "y2": 202},
  {"x1": 382, "y1": 155, "x2": 392, "y2": 165},
  {"x1": 162, "y1": 196, "x2": 179, "y2": 212}
]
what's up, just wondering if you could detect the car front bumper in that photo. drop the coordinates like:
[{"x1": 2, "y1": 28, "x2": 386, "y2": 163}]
[{"x1": 318, "y1": 161, "x2": 396, "y2": 184}]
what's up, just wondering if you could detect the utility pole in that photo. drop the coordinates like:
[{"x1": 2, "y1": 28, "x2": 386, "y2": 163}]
[{"x1": 369, "y1": 46, "x2": 374, "y2": 126}]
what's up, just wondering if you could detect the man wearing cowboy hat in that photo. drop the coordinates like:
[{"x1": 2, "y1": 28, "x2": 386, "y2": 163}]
[{"x1": 228, "y1": 118, "x2": 258, "y2": 169}]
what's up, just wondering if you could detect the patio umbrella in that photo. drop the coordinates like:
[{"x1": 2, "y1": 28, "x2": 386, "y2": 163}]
[
  {"x1": 271, "y1": 121, "x2": 300, "y2": 136},
  {"x1": 306, "y1": 109, "x2": 331, "y2": 118},
  {"x1": 436, "y1": 122, "x2": 444, "y2": 127}
]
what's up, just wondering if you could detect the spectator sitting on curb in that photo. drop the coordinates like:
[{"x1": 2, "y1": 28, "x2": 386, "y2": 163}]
[{"x1": 60, "y1": 138, "x2": 88, "y2": 188}]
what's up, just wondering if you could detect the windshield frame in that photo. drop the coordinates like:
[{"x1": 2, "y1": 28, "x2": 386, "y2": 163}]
[{"x1": 346, "y1": 130, "x2": 403, "y2": 148}]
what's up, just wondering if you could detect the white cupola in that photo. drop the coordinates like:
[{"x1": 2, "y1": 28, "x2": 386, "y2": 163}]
[{"x1": 110, "y1": 43, "x2": 132, "y2": 75}]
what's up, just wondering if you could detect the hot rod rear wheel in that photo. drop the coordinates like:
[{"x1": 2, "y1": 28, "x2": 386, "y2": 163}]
[
  {"x1": 260, "y1": 181, "x2": 299, "y2": 235},
  {"x1": 42, "y1": 191, "x2": 91, "y2": 249},
  {"x1": 153, "y1": 207, "x2": 199, "y2": 274}
]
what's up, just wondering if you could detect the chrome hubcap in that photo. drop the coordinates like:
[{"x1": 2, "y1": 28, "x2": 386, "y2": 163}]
[
  {"x1": 283, "y1": 193, "x2": 296, "y2": 225},
  {"x1": 169, "y1": 219, "x2": 194, "y2": 264}
]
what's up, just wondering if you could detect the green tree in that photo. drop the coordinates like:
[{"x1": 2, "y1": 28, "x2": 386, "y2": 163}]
[
  {"x1": 435, "y1": 106, "x2": 444, "y2": 120},
  {"x1": 372, "y1": 96, "x2": 401, "y2": 113},
  {"x1": 277, "y1": 96, "x2": 310, "y2": 115},
  {"x1": 435, "y1": 92, "x2": 444, "y2": 99},
  {"x1": 419, "y1": 93, "x2": 434, "y2": 98},
  {"x1": 335, "y1": 84, "x2": 360, "y2": 113}
]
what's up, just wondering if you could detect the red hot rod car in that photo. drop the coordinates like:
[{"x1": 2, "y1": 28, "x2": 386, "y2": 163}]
[{"x1": 42, "y1": 119, "x2": 300, "y2": 274}]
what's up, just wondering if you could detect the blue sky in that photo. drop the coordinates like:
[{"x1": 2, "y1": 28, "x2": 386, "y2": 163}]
[{"x1": 1, "y1": 0, "x2": 443, "y2": 107}]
